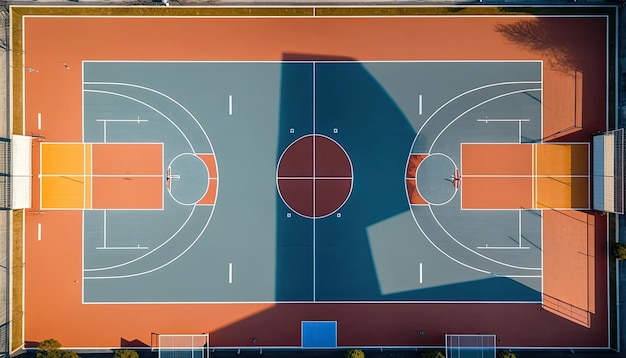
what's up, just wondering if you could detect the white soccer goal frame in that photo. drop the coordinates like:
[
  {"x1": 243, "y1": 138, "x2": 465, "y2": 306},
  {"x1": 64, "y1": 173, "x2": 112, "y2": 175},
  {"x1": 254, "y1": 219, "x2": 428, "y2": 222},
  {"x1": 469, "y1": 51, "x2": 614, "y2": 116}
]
[
  {"x1": 156, "y1": 334, "x2": 209, "y2": 358},
  {"x1": 445, "y1": 334, "x2": 496, "y2": 358}
]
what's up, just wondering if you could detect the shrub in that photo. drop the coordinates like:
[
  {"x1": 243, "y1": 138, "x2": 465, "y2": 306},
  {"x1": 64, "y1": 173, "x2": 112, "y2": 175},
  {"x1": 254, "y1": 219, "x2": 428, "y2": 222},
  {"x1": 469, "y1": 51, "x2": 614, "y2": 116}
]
[
  {"x1": 62, "y1": 352, "x2": 80, "y2": 358},
  {"x1": 114, "y1": 350, "x2": 139, "y2": 358},
  {"x1": 498, "y1": 351, "x2": 516, "y2": 358},
  {"x1": 36, "y1": 339, "x2": 63, "y2": 358},
  {"x1": 421, "y1": 350, "x2": 445, "y2": 358},
  {"x1": 345, "y1": 348, "x2": 365, "y2": 358},
  {"x1": 36, "y1": 339, "x2": 79, "y2": 358},
  {"x1": 37, "y1": 339, "x2": 61, "y2": 352},
  {"x1": 613, "y1": 242, "x2": 626, "y2": 260}
]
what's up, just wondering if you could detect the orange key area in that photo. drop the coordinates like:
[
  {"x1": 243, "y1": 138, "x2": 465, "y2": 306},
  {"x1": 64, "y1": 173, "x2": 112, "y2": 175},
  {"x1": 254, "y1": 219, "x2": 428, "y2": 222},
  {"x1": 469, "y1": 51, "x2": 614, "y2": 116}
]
[
  {"x1": 461, "y1": 143, "x2": 532, "y2": 176},
  {"x1": 92, "y1": 176, "x2": 163, "y2": 209},
  {"x1": 462, "y1": 176, "x2": 533, "y2": 210},
  {"x1": 40, "y1": 143, "x2": 163, "y2": 210},
  {"x1": 92, "y1": 143, "x2": 163, "y2": 175},
  {"x1": 461, "y1": 143, "x2": 589, "y2": 210}
]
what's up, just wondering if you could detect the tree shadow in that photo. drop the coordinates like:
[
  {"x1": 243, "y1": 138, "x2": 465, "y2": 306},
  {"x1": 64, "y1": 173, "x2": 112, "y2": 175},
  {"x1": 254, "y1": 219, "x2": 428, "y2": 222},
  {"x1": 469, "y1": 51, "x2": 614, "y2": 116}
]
[
  {"x1": 120, "y1": 338, "x2": 149, "y2": 348},
  {"x1": 495, "y1": 20, "x2": 575, "y2": 74}
]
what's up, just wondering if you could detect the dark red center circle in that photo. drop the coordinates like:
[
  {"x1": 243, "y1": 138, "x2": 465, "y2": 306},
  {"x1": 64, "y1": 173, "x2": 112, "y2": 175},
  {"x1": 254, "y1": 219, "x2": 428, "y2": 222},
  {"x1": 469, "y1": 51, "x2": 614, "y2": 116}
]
[{"x1": 276, "y1": 134, "x2": 353, "y2": 219}]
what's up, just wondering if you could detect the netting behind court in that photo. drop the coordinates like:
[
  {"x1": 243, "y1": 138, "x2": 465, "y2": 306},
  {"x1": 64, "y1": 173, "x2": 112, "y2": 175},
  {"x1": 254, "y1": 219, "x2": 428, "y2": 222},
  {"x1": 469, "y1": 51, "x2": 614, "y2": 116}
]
[{"x1": 593, "y1": 129, "x2": 624, "y2": 213}]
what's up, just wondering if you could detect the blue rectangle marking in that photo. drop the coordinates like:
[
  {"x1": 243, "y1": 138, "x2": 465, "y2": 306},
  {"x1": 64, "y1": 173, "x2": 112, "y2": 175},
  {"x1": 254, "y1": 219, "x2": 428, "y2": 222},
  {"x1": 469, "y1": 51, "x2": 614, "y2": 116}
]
[{"x1": 301, "y1": 321, "x2": 337, "y2": 348}]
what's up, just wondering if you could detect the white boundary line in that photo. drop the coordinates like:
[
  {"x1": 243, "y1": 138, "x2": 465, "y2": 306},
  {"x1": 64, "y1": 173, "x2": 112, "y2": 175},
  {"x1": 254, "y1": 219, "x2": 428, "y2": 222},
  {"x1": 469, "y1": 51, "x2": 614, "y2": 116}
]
[
  {"x1": 532, "y1": 200, "x2": 546, "y2": 307},
  {"x1": 82, "y1": 61, "x2": 85, "y2": 142},
  {"x1": 312, "y1": 63, "x2": 316, "y2": 302},
  {"x1": 533, "y1": 143, "x2": 536, "y2": 209},
  {"x1": 81, "y1": 299, "x2": 543, "y2": 305},
  {"x1": 83, "y1": 143, "x2": 86, "y2": 208},
  {"x1": 84, "y1": 60, "x2": 545, "y2": 64},
  {"x1": 38, "y1": 174, "x2": 165, "y2": 178},
  {"x1": 162, "y1": 144, "x2": 165, "y2": 210},
  {"x1": 539, "y1": 60, "x2": 545, "y2": 147},
  {"x1": 20, "y1": 205, "x2": 25, "y2": 347},
  {"x1": 606, "y1": 14, "x2": 610, "y2": 133},
  {"x1": 613, "y1": 214, "x2": 618, "y2": 352},
  {"x1": 58, "y1": 345, "x2": 613, "y2": 351},
  {"x1": 15, "y1": 11, "x2": 613, "y2": 350},
  {"x1": 614, "y1": 9, "x2": 619, "y2": 349},
  {"x1": 462, "y1": 174, "x2": 589, "y2": 178},
  {"x1": 21, "y1": 16, "x2": 25, "y2": 137},
  {"x1": 43, "y1": 141, "x2": 163, "y2": 145},
  {"x1": 90, "y1": 143, "x2": 93, "y2": 209},
  {"x1": 278, "y1": 177, "x2": 352, "y2": 180},
  {"x1": 20, "y1": 13, "x2": 613, "y2": 19},
  {"x1": 56, "y1": 344, "x2": 613, "y2": 351}
]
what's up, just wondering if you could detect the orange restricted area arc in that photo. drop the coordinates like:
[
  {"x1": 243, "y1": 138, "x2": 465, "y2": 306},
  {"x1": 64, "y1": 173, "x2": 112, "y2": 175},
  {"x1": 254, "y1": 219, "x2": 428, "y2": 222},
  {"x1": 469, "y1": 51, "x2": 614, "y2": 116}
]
[
  {"x1": 196, "y1": 154, "x2": 218, "y2": 205},
  {"x1": 406, "y1": 154, "x2": 428, "y2": 205},
  {"x1": 461, "y1": 143, "x2": 589, "y2": 210},
  {"x1": 40, "y1": 143, "x2": 164, "y2": 210}
]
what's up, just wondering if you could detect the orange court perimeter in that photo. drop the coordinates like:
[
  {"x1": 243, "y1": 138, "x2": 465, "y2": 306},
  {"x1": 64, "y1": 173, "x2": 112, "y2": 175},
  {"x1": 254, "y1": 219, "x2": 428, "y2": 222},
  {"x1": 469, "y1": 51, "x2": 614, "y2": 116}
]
[{"x1": 11, "y1": 7, "x2": 613, "y2": 351}]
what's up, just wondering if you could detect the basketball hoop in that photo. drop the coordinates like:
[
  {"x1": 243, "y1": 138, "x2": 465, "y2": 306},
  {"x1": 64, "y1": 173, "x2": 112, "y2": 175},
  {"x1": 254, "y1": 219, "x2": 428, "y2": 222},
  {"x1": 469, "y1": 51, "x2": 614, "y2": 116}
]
[{"x1": 166, "y1": 167, "x2": 180, "y2": 191}]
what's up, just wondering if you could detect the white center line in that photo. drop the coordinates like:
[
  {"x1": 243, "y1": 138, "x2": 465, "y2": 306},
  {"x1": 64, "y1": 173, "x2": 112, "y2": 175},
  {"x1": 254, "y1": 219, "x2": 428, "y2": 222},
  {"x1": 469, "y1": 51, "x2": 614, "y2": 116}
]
[
  {"x1": 518, "y1": 209, "x2": 522, "y2": 247},
  {"x1": 228, "y1": 95, "x2": 233, "y2": 116},
  {"x1": 103, "y1": 210, "x2": 107, "y2": 248},
  {"x1": 37, "y1": 223, "x2": 41, "y2": 241},
  {"x1": 228, "y1": 262, "x2": 233, "y2": 283},
  {"x1": 37, "y1": 113, "x2": 41, "y2": 130}
]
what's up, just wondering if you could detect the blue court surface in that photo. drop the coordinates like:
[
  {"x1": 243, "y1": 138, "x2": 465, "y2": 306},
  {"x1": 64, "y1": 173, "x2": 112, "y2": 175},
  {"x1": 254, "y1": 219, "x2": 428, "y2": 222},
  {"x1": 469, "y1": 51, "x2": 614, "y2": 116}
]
[{"x1": 81, "y1": 61, "x2": 542, "y2": 303}]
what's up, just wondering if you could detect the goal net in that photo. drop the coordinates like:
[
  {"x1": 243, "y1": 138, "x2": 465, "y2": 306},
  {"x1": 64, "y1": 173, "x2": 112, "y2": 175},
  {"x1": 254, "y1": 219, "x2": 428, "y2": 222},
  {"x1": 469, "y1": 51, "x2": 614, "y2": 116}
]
[
  {"x1": 445, "y1": 334, "x2": 496, "y2": 358},
  {"x1": 155, "y1": 334, "x2": 209, "y2": 358}
]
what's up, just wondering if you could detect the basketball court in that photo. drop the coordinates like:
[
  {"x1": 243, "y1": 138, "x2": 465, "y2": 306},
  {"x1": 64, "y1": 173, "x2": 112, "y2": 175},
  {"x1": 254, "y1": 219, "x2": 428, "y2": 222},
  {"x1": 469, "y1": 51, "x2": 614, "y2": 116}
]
[
  {"x1": 8, "y1": 5, "x2": 615, "y2": 352},
  {"x1": 75, "y1": 60, "x2": 548, "y2": 303}
]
